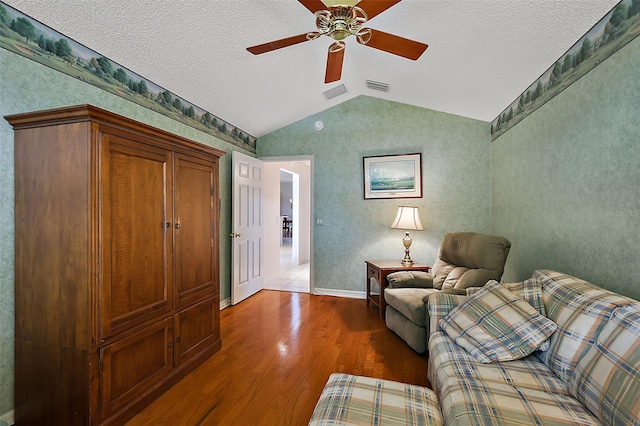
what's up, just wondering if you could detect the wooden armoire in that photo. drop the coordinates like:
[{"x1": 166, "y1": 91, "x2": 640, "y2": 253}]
[{"x1": 7, "y1": 105, "x2": 225, "y2": 425}]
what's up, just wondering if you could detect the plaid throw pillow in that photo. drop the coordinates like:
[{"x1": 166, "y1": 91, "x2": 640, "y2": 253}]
[
  {"x1": 441, "y1": 280, "x2": 557, "y2": 363},
  {"x1": 569, "y1": 305, "x2": 640, "y2": 425},
  {"x1": 467, "y1": 279, "x2": 545, "y2": 316},
  {"x1": 503, "y1": 279, "x2": 551, "y2": 351}
]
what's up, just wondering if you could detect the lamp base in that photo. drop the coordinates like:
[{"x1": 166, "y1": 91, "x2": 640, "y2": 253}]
[{"x1": 401, "y1": 231, "x2": 414, "y2": 265}]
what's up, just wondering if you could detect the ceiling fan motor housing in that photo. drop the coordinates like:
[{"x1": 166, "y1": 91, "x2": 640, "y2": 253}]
[{"x1": 315, "y1": 6, "x2": 368, "y2": 41}]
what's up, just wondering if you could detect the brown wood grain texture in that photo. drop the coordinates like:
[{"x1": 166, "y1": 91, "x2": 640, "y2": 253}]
[
  {"x1": 247, "y1": 33, "x2": 312, "y2": 55},
  {"x1": 363, "y1": 28, "x2": 428, "y2": 60},
  {"x1": 14, "y1": 122, "x2": 93, "y2": 424},
  {"x1": 174, "y1": 154, "x2": 217, "y2": 306},
  {"x1": 358, "y1": 0, "x2": 403, "y2": 19},
  {"x1": 101, "y1": 137, "x2": 174, "y2": 338},
  {"x1": 127, "y1": 291, "x2": 429, "y2": 425},
  {"x1": 8, "y1": 105, "x2": 224, "y2": 425},
  {"x1": 325, "y1": 45, "x2": 345, "y2": 83},
  {"x1": 297, "y1": 0, "x2": 328, "y2": 14}
]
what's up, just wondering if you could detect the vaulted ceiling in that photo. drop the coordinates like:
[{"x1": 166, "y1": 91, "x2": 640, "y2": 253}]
[{"x1": 4, "y1": 0, "x2": 620, "y2": 138}]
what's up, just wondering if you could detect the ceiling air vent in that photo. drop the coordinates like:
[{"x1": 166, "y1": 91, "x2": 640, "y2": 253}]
[
  {"x1": 322, "y1": 84, "x2": 347, "y2": 100},
  {"x1": 366, "y1": 80, "x2": 390, "y2": 92}
]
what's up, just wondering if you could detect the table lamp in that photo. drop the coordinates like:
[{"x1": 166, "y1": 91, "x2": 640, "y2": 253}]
[{"x1": 390, "y1": 206, "x2": 423, "y2": 265}]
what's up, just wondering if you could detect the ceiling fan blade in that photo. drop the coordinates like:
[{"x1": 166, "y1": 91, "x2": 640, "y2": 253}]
[
  {"x1": 359, "y1": 28, "x2": 428, "y2": 60},
  {"x1": 298, "y1": 0, "x2": 328, "y2": 14},
  {"x1": 356, "y1": 0, "x2": 402, "y2": 19},
  {"x1": 247, "y1": 33, "x2": 314, "y2": 55},
  {"x1": 325, "y1": 43, "x2": 345, "y2": 83}
]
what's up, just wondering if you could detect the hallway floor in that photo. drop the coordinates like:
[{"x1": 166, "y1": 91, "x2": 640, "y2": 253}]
[{"x1": 263, "y1": 240, "x2": 310, "y2": 293}]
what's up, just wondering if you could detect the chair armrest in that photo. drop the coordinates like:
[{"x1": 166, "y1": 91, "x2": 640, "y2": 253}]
[
  {"x1": 427, "y1": 293, "x2": 467, "y2": 333},
  {"x1": 387, "y1": 271, "x2": 433, "y2": 289}
]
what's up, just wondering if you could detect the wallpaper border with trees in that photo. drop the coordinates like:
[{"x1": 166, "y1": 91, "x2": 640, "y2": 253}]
[
  {"x1": 0, "y1": 2, "x2": 257, "y2": 152},
  {"x1": 492, "y1": 0, "x2": 640, "y2": 141}
]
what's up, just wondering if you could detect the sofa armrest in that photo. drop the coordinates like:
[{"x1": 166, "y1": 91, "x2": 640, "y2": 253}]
[
  {"x1": 387, "y1": 271, "x2": 434, "y2": 289},
  {"x1": 427, "y1": 293, "x2": 467, "y2": 333},
  {"x1": 440, "y1": 287, "x2": 467, "y2": 296}
]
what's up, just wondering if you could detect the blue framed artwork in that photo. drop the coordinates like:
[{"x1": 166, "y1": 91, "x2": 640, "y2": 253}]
[{"x1": 363, "y1": 153, "x2": 422, "y2": 200}]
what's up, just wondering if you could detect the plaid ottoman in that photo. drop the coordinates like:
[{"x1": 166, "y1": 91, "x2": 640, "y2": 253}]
[{"x1": 309, "y1": 374, "x2": 443, "y2": 426}]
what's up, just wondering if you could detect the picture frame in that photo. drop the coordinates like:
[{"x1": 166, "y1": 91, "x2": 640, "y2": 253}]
[{"x1": 363, "y1": 153, "x2": 422, "y2": 199}]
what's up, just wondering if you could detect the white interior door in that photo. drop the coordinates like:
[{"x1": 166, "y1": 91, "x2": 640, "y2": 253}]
[{"x1": 231, "y1": 151, "x2": 264, "y2": 305}]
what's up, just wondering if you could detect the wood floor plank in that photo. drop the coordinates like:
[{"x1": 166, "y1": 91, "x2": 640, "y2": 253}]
[{"x1": 126, "y1": 290, "x2": 429, "y2": 425}]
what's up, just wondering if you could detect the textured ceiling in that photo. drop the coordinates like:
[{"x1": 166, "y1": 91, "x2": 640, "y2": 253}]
[{"x1": 4, "y1": 0, "x2": 620, "y2": 138}]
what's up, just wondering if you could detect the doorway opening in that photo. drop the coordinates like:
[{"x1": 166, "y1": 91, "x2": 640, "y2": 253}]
[{"x1": 262, "y1": 157, "x2": 312, "y2": 293}]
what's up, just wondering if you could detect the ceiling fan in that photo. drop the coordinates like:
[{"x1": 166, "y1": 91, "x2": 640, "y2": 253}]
[{"x1": 246, "y1": 0, "x2": 429, "y2": 84}]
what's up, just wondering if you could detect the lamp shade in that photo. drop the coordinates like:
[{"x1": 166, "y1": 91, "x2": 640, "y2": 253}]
[{"x1": 390, "y1": 206, "x2": 424, "y2": 231}]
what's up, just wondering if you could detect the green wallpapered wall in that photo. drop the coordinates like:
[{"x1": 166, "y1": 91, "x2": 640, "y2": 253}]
[
  {"x1": 491, "y1": 36, "x2": 640, "y2": 300},
  {"x1": 1, "y1": 29, "x2": 638, "y2": 420},
  {"x1": 0, "y1": 48, "x2": 247, "y2": 414},
  {"x1": 258, "y1": 96, "x2": 491, "y2": 293}
]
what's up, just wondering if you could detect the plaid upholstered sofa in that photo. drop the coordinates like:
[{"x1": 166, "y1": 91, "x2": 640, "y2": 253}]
[{"x1": 427, "y1": 269, "x2": 640, "y2": 425}]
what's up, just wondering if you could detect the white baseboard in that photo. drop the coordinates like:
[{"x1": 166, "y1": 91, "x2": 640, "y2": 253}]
[
  {"x1": 0, "y1": 409, "x2": 14, "y2": 425},
  {"x1": 312, "y1": 288, "x2": 366, "y2": 299},
  {"x1": 220, "y1": 297, "x2": 232, "y2": 310},
  {"x1": 220, "y1": 290, "x2": 364, "y2": 310}
]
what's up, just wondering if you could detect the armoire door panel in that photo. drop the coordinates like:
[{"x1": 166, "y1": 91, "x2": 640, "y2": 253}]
[
  {"x1": 174, "y1": 296, "x2": 220, "y2": 367},
  {"x1": 99, "y1": 318, "x2": 173, "y2": 420},
  {"x1": 174, "y1": 154, "x2": 217, "y2": 306},
  {"x1": 101, "y1": 136, "x2": 174, "y2": 338}
]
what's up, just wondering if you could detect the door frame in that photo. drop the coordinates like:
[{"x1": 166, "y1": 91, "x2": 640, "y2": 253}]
[{"x1": 261, "y1": 155, "x2": 314, "y2": 294}]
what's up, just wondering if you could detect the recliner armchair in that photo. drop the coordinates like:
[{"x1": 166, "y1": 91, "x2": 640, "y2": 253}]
[{"x1": 384, "y1": 232, "x2": 511, "y2": 353}]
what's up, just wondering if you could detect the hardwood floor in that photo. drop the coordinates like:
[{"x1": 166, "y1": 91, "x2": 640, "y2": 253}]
[{"x1": 127, "y1": 290, "x2": 429, "y2": 425}]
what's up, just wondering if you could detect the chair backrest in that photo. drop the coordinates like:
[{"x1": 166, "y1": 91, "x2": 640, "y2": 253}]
[{"x1": 432, "y1": 232, "x2": 511, "y2": 290}]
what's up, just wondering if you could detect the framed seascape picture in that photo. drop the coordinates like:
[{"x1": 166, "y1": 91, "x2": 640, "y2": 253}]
[{"x1": 363, "y1": 153, "x2": 422, "y2": 199}]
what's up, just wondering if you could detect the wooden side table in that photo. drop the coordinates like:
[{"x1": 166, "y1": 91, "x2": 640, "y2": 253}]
[{"x1": 365, "y1": 260, "x2": 431, "y2": 318}]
